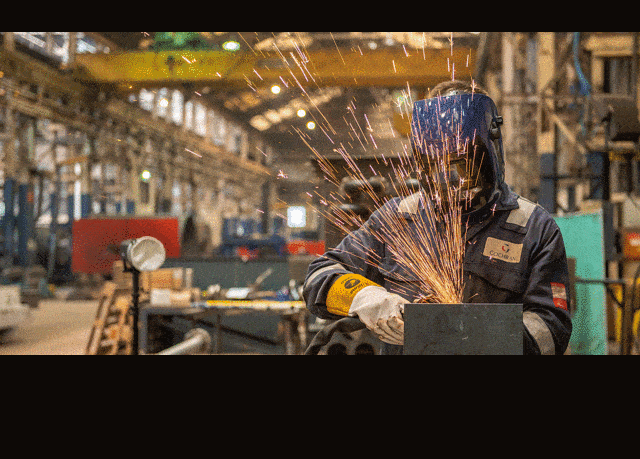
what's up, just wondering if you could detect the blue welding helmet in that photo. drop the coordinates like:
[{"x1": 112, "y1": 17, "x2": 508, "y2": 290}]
[{"x1": 410, "y1": 93, "x2": 505, "y2": 214}]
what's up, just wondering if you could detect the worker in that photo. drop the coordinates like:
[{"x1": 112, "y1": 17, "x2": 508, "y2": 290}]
[{"x1": 303, "y1": 80, "x2": 573, "y2": 355}]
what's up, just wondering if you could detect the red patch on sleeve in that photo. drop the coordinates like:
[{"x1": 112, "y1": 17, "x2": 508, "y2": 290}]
[{"x1": 551, "y1": 282, "x2": 568, "y2": 310}]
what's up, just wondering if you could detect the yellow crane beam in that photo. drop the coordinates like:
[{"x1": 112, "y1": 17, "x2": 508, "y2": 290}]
[{"x1": 74, "y1": 47, "x2": 476, "y2": 90}]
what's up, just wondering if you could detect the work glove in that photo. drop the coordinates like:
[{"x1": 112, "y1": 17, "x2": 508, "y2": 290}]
[{"x1": 349, "y1": 285, "x2": 406, "y2": 345}]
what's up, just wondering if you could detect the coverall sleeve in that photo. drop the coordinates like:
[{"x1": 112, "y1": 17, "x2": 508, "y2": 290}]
[
  {"x1": 522, "y1": 217, "x2": 573, "y2": 355},
  {"x1": 303, "y1": 211, "x2": 386, "y2": 320}
]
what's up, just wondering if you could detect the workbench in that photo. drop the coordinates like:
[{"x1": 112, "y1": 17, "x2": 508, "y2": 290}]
[{"x1": 139, "y1": 300, "x2": 308, "y2": 355}]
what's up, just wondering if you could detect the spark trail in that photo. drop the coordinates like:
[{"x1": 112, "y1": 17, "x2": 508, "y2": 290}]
[{"x1": 241, "y1": 32, "x2": 475, "y2": 304}]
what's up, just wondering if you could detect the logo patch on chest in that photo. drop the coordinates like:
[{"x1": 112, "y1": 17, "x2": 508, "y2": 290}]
[{"x1": 483, "y1": 237, "x2": 523, "y2": 264}]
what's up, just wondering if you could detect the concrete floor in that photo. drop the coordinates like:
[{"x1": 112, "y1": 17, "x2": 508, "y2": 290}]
[{"x1": 0, "y1": 299, "x2": 99, "y2": 355}]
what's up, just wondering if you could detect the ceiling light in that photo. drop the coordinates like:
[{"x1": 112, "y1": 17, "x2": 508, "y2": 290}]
[
  {"x1": 279, "y1": 106, "x2": 293, "y2": 118},
  {"x1": 271, "y1": 85, "x2": 281, "y2": 95},
  {"x1": 222, "y1": 40, "x2": 240, "y2": 51},
  {"x1": 264, "y1": 110, "x2": 282, "y2": 123},
  {"x1": 297, "y1": 109, "x2": 306, "y2": 118},
  {"x1": 306, "y1": 121, "x2": 316, "y2": 130},
  {"x1": 250, "y1": 116, "x2": 271, "y2": 131}
]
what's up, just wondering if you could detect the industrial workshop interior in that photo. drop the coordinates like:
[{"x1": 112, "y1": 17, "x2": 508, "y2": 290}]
[{"x1": 1, "y1": 31, "x2": 639, "y2": 356}]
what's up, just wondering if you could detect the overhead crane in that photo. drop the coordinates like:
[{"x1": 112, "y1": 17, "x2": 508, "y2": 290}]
[{"x1": 73, "y1": 47, "x2": 476, "y2": 91}]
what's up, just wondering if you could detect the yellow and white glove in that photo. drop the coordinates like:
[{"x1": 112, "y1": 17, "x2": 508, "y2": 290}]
[{"x1": 326, "y1": 273, "x2": 406, "y2": 345}]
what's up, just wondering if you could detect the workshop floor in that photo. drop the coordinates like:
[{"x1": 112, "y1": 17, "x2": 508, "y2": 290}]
[{"x1": 0, "y1": 299, "x2": 99, "y2": 355}]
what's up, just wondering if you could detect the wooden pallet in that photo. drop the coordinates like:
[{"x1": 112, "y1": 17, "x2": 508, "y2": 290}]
[{"x1": 85, "y1": 282, "x2": 134, "y2": 355}]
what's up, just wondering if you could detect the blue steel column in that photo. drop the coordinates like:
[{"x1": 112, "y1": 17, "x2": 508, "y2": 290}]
[
  {"x1": 47, "y1": 189, "x2": 59, "y2": 280},
  {"x1": 17, "y1": 183, "x2": 34, "y2": 267},
  {"x1": 81, "y1": 194, "x2": 91, "y2": 218},
  {"x1": 67, "y1": 194, "x2": 75, "y2": 229},
  {"x1": 2, "y1": 178, "x2": 16, "y2": 262},
  {"x1": 126, "y1": 200, "x2": 135, "y2": 214}
]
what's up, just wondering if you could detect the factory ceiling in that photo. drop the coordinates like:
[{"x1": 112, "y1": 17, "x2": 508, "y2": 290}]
[{"x1": 86, "y1": 32, "x2": 484, "y2": 170}]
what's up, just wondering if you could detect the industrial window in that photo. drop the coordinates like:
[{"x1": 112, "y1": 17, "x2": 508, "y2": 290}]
[
  {"x1": 139, "y1": 89, "x2": 155, "y2": 112},
  {"x1": 171, "y1": 90, "x2": 184, "y2": 125},
  {"x1": 287, "y1": 206, "x2": 307, "y2": 228},
  {"x1": 194, "y1": 103, "x2": 207, "y2": 136},
  {"x1": 212, "y1": 114, "x2": 227, "y2": 146},
  {"x1": 156, "y1": 88, "x2": 170, "y2": 119},
  {"x1": 184, "y1": 100, "x2": 194, "y2": 130}
]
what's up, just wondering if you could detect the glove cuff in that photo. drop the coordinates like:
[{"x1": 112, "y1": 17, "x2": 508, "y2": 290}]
[{"x1": 326, "y1": 274, "x2": 381, "y2": 316}]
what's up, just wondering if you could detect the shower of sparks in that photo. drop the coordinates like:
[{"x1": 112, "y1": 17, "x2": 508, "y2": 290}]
[
  {"x1": 185, "y1": 148, "x2": 202, "y2": 158},
  {"x1": 237, "y1": 32, "x2": 477, "y2": 304}
]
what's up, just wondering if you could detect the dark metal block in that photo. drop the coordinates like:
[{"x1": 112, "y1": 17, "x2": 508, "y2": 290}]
[{"x1": 404, "y1": 304, "x2": 523, "y2": 355}]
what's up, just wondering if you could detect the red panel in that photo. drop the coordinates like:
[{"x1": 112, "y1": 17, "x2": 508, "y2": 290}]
[
  {"x1": 286, "y1": 240, "x2": 326, "y2": 256},
  {"x1": 623, "y1": 230, "x2": 640, "y2": 260},
  {"x1": 71, "y1": 218, "x2": 181, "y2": 274}
]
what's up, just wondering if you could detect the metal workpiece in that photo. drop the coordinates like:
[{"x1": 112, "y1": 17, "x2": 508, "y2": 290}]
[
  {"x1": 157, "y1": 328, "x2": 212, "y2": 355},
  {"x1": 403, "y1": 303, "x2": 523, "y2": 355}
]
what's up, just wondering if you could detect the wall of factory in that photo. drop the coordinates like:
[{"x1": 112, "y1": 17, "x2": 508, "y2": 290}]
[{"x1": 1, "y1": 32, "x2": 281, "y2": 271}]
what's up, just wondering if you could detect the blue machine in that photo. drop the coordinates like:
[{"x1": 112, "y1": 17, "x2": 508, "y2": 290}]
[{"x1": 219, "y1": 218, "x2": 286, "y2": 258}]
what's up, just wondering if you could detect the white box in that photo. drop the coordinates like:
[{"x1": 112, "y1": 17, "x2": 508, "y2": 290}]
[
  {"x1": 150, "y1": 288, "x2": 172, "y2": 306},
  {"x1": 0, "y1": 286, "x2": 21, "y2": 308}
]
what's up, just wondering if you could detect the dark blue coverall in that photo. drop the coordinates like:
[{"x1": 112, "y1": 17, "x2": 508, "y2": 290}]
[{"x1": 303, "y1": 181, "x2": 573, "y2": 355}]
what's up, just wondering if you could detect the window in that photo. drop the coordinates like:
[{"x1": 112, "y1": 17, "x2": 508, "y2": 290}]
[
  {"x1": 157, "y1": 88, "x2": 170, "y2": 118},
  {"x1": 139, "y1": 89, "x2": 155, "y2": 112},
  {"x1": 287, "y1": 206, "x2": 306, "y2": 228},
  {"x1": 171, "y1": 90, "x2": 184, "y2": 125},
  {"x1": 194, "y1": 103, "x2": 207, "y2": 136}
]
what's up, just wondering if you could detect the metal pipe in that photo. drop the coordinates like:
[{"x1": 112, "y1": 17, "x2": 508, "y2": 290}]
[{"x1": 157, "y1": 328, "x2": 212, "y2": 355}]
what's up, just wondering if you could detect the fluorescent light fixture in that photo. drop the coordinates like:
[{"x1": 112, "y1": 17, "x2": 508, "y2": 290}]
[{"x1": 222, "y1": 40, "x2": 240, "y2": 51}]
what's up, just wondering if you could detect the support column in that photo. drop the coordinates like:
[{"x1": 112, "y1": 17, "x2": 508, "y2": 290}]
[
  {"x1": 2, "y1": 105, "x2": 17, "y2": 264},
  {"x1": 127, "y1": 155, "x2": 139, "y2": 215},
  {"x1": 537, "y1": 32, "x2": 558, "y2": 214},
  {"x1": 17, "y1": 182, "x2": 34, "y2": 267},
  {"x1": 80, "y1": 135, "x2": 93, "y2": 218},
  {"x1": 159, "y1": 157, "x2": 173, "y2": 214},
  {"x1": 47, "y1": 137, "x2": 61, "y2": 280},
  {"x1": 16, "y1": 115, "x2": 36, "y2": 267},
  {"x1": 501, "y1": 32, "x2": 516, "y2": 189},
  {"x1": 3, "y1": 178, "x2": 16, "y2": 263},
  {"x1": 260, "y1": 180, "x2": 272, "y2": 235}
]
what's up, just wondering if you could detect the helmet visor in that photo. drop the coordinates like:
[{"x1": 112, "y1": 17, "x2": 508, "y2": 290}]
[{"x1": 410, "y1": 93, "x2": 500, "y2": 208}]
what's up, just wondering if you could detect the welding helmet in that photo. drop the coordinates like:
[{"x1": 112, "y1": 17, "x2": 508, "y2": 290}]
[{"x1": 410, "y1": 93, "x2": 505, "y2": 215}]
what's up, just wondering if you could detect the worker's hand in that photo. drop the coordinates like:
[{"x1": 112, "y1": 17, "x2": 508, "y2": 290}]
[{"x1": 349, "y1": 286, "x2": 405, "y2": 346}]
